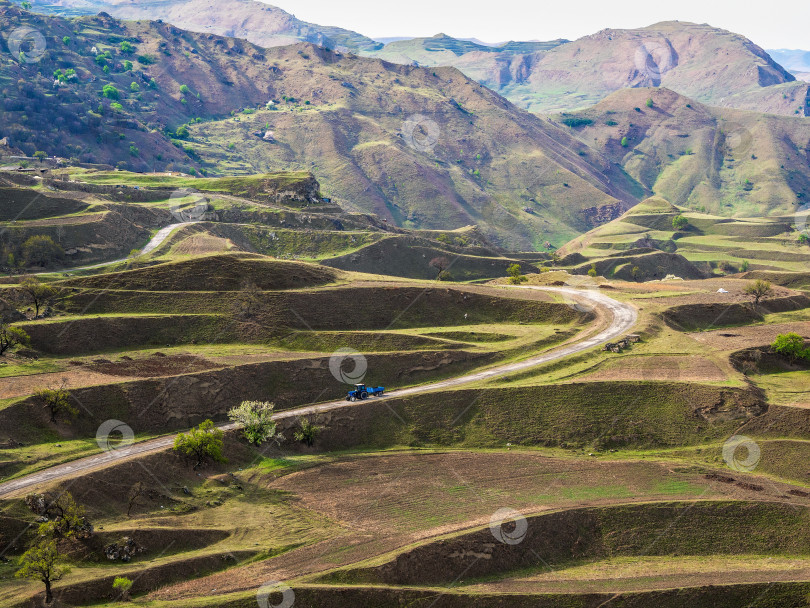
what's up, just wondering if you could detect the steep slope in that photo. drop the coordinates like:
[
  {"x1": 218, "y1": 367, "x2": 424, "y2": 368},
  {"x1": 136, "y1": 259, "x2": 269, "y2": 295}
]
[
  {"x1": 552, "y1": 88, "x2": 810, "y2": 217},
  {"x1": 26, "y1": 3, "x2": 810, "y2": 116},
  {"x1": 177, "y1": 43, "x2": 645, "y2": 248},
  {"x1": 0, "y1": 2, "x2": 645, "y2": 249},
  {"x1": 25, "y1": 0, "x2": 382, "y2": 51},
  {"x1": 768, "y1": 49, "x2": 810, "y2": 81}
]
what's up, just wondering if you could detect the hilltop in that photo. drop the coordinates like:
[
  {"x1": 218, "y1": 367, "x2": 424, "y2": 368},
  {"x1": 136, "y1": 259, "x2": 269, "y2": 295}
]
[
  {"x1": 24, "y1": 0, "x2": 383, "y2": 51},
  {"x1": 371, "y1": 22, "x2": 810, "y2": 116},
  {"x1": 22, "y1": 3, "x2": 810, "y2": 116}
]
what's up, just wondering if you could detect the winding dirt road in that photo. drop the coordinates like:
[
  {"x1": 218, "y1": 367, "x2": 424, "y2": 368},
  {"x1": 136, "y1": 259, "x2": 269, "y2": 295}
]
[
  {"x1": 59, "y1": 221, "x2": 198, "y2": 273},
  {"x1": 0, "y1": 285, "x2": 637, "y2": 497}
]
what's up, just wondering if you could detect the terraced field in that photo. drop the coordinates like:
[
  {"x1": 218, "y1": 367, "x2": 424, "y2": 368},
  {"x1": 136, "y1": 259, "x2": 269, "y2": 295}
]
[{"x1": 1, "y1": 168, "x2": 810, "y2": 608}]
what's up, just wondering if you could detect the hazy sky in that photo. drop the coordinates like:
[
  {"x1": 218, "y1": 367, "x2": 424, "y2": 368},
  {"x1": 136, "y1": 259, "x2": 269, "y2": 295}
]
[{"x1": 265, "y1": 0, "x2": 808, "y2": 50}]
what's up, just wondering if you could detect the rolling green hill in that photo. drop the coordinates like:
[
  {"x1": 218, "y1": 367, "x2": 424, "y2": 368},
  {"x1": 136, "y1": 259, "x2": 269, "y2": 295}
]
[
  {"x1": 551, "y1": 87, "x2": 810, "y2": 217},
  {"x1": 560, "y1": 196, "x2": 810, "y2": 275}
]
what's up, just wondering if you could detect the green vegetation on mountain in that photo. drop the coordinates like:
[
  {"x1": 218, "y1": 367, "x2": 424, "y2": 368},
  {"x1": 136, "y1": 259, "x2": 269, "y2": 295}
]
[
  {"x1": 0, "y1": 2, "x2": 643, "y2": 248},
  {"x1": 555, "y1": 88, "x2": 810, "y2": 217}
]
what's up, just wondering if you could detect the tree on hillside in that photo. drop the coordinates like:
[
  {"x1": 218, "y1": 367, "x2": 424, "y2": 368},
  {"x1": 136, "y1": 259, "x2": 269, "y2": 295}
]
[
  {"x1": 772, "y1": 333, "x2": 809, "y2": 363},
  {"x1": 228, "y1": 401, "x2": 283, "y2": 446},
  {"x1": 672, "y1": 215, "x2": 689, "y2": 230},
  {"x1": 293, "y1": 418, "x2": 321, "y2": 447},
  {"x1": 21, "y1": 236, "x2": 64, "y2": 269},
  {"x1": 429, "y1": 256, "x2": 450, "y2": 280},
  {"x1": 0, "y1": 324, "x2": 29, "y2": 356},
  {"x1": 113, "y1": 576, "x2": 134, "y2": 601},
  {"x1": 173, "y1": 420, "x2": 226, "y2": 469},
  {"x1": 506, "y1": 263, "x2": 528, "y2": 285},
  {"x1": 35, "y1": 385, "x2": 79, "y2": 424},
  {"x1": 33, "y1": 151, "x2": 47, "y2": 164},
  {"x1": 744, "y1": 279, "x2": 772, "y2": 305},
  {"x1": 37, "y1": 493, "x2": 92, "y2": 540},
  {"x1": 18, "y1": 276, "x2": 58, "y2": 318},
  {"x1": 127, "y1": 482, "x2": 146, "y2": 517},
  {"x1": 232, "y1": 280, "x2": 265, "y2": 321},
  {"x1": 15, "y1": 538, "x2": 70, "y2": 604}
]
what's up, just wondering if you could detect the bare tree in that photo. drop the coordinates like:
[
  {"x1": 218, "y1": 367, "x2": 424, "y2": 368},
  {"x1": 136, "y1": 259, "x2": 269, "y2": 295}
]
[
  {"x1": 232, "y1": 279, "x2": 265, "y2": 321},
  {"x1": 127, "y1": 482, "x2": 146, "y2": 517},
  {"x1": 429, "y1": 256, "x2": 450, "y2": 279},
  {"x1": 744, "y1": 279, "x2": 773, "y2": 305}
]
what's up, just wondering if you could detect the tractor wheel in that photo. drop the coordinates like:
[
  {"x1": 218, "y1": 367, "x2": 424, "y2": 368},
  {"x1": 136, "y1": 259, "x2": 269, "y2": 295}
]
[
  {"x1": 350, "y1": 396, "x2": 356, "y2": 402},
  {"x1": 361, "y1": 392, "x2": 368, "y2": 400}
]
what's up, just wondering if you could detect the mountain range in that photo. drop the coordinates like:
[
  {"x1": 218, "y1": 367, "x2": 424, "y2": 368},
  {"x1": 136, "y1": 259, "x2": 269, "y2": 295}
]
[
  {"x1": 1, "y1": 0, "x2": 808, "y2": 250},
  {"x1": 27, "y1": 1, "x2": 810, "y2": 117}
]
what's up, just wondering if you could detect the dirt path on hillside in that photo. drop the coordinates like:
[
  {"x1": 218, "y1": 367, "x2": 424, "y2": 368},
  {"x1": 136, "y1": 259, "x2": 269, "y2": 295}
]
[{"x1": 0, "y1": 286, "x2": 638, "y2": 498}]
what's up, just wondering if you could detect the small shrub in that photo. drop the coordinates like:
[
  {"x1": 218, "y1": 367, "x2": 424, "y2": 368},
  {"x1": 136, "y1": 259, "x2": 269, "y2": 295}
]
[
  {"x1": 672, "y1": 215, "x2": 689, "y2": 230},
  {"x1": 112, "y1": 576, "x2": 133, "y2": 600},
  {"x1": 102, "y1": 84, "x2": 120, "y2": 99},
  {"x1": 294, "y1": 418, "x2": 321, "y2": 447},
  {"x1": 772, "y1": 333, "x2": 810, "y2": 363},
  {"x1": 173, "y1": 420, "x2": 226, "y2": 469},
  {"x1": 561, "y1": 117, "x2": 593, "y2": 128}
]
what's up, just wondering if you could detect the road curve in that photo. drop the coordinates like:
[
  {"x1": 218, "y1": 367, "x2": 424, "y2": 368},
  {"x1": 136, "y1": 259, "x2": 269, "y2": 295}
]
[
  {"x1": 0, "y1": 285, "x2": 637, "y2": 497},
  {"x1": 58, "y1": 222, "x2": 198, "y2": 273}
]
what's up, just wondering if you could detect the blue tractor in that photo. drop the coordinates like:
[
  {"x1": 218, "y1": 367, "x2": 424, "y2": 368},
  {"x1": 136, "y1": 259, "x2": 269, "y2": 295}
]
[{"x1": 346, "y1": 383, "x2": 385, "y2": 401}]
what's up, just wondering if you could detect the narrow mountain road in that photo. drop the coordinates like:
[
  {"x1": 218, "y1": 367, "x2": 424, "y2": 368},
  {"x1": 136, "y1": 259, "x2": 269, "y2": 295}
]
[
  {"x1": 0, "y1": 285, "x2": 637, "y2": 497},
  {"x1": 58, "y1": 221, "x2": 198, "y2": 273}
]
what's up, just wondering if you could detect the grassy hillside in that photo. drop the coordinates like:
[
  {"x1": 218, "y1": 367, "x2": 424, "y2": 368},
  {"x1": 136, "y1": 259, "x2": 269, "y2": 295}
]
[
  {"x1": 0, "y1": 2, "x2": 644, "y2": 248},
  {"x1": 553, "y1": 88, "x2": 810, "y2": 217},
  {"x1": 561, "y1": 196, "x2": 810, "y2": 275}
]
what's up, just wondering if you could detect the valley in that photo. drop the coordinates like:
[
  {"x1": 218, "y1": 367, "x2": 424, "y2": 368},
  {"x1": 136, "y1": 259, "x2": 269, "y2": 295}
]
[{"x1": 0, "y1": 1, "x2": 809, "y2": 607}]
